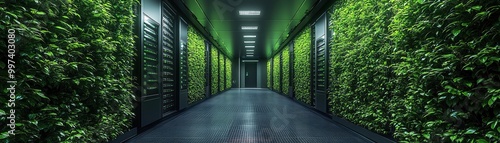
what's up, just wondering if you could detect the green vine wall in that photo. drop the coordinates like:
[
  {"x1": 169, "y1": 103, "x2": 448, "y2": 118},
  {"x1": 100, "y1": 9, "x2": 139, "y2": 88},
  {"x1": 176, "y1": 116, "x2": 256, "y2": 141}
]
[
  {"x1": 267, "y1": 60, "x2": 271, "y2": 88},
  {"x1": 219, "y1": 52, "x2": 224, "y2": 92},
  {"x1": 225, "y1": 58, "x2": 232, "y2": 89},
  {"x1": 282, "y1": 47, "x2": 290, "y2": 95},
  {"x1": 293, "y1": 28, "x2": 312, "y2": 104},
  {"x1": 0, "y1": 0, "x2": 136, "y2": 142},
  {"x1": 328, "y1": 0, "x2": 500, "y2": 142},
  {"x1": 211, "y1": 48, "x2": 219, "y2": 95},
  {"x1": 273, "y1": 55, "x2": 280, "y2": 92},
  {"x1": 187, "y1": 27, "x2": 206, "y2": 104}
]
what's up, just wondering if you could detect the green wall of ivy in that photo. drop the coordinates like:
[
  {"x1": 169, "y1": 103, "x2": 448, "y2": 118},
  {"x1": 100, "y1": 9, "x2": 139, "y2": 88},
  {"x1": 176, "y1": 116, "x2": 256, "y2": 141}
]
[
  {"x1": 273, "y1": 56, "x2": 280, "y2": 92},
  {"x1": 267, "y1": 61, "x2": 271, "y2": 88},
  {"x1": 0, "y1": 0, "x2": 136, "y2": 142},
  {"x1": 211, "y1": 48, "x2": 219, "y2": 95},
  {"x1": 225, "y1": 58, "x2": 232, "y2": 89},
  {"x1": 282, "y1": 47, "x2": 290, "y2": 95},
  {"x1": 187, "y1": 27, "x2": 206, "y2": 104},
  {"x1": 219, "y1": 53, "x2": 224, "y2": 92},
  {"x1": 293, "y1": 28, "x2": 312, "y2": 104},
  {"x1": 328, "y1": 0, "x2": 500, "y2": 142}
]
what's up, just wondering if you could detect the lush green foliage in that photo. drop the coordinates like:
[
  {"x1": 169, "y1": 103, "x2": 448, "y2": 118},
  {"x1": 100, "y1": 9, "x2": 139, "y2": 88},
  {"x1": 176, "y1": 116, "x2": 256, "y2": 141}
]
[
  {"x1": 225, "y1": 58, "x2": 232, "y2": 89},
  {"x1": 329, "y1": 0, "x2": 500, "y2": 142},
  {"x1": 219, "y1": 52, "x2": 224, "y2": 92},
  {"x1": 293, "y1": 28, "x2": 312, "y2": 104},
  {"x1": 187, "y1": 27, "x2": 206, "y2": 104},
  {"x1": 211, "y1": 48, "x2": 219, "y2": 95},
  {"x1": 282, "y1": 47, "x2": 290, "y2": 95},
  {"x1": 273, "y1": 56, "x2": 280, "y2": 92},
  {"x1": 267, "y1": 61, "x2": 271, "y2": 88},
  {"x1": 0, "y1": 0, "x2": 136, "y2": 142}
]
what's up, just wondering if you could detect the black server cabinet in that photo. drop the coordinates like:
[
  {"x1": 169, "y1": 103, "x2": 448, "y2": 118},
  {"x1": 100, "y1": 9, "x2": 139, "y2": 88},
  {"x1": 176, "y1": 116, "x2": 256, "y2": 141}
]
[
  {"x1": 313, "y1": 13, "x2": 329, "y2": 113},
  {"x1": 179, "y1": 18, "x2": 189, "y2": 110},
  {"x1": 141, "y1": 14, "x2": 162, "y2": 127},
  {"x1": 161, "y1": 3, "x2": 177, "y2": 117}
]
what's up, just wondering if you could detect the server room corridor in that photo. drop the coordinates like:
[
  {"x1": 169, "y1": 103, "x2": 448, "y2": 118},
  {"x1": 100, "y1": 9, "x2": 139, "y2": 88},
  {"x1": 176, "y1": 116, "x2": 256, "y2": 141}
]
[
  {"x1": 4, "y1": 0, "x2": 498, "y2": 143},
  {"x1": 126, "y1": 89, "x2": 371, "y2": 143}
]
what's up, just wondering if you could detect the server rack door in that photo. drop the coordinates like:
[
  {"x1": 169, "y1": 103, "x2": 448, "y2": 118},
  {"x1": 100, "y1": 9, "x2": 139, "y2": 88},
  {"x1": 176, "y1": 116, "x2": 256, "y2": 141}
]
[
  {"x1": 178, "y1": 18, "x2": 189, "y2": 110},
  {"x1": 141, "y1": 14, "x2": 162, "y2": 127},
  {"x1": 161, "y1": 2, "x2": 177, "y2": 117},
  {"x1": 313, "y1": 13, "x2": 328, "y2": 113}
]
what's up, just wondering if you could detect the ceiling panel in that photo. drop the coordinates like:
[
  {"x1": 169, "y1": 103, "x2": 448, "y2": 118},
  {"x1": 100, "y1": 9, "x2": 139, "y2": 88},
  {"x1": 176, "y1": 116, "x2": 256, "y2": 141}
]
[{"x1": 182, "y1": 0, "x2": 318, "y2": 59}]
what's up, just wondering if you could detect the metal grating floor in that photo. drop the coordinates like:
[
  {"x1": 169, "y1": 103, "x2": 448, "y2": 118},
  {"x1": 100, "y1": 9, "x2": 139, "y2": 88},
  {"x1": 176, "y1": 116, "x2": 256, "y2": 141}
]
[{"x1": 126, "y1": 89, "x2": 372, "y2": 143}]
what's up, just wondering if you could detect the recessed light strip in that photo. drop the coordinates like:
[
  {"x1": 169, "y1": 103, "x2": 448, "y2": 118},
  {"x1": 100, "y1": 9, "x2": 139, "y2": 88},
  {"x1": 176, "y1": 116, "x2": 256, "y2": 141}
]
[
  {"x1": 244, "y1": 35, "x2": 257, "y2": 38},
  {"x1": 239, "y1": 11, "x2": 261, "y2": 15},
  {"x1": 242, "y1": 26, "x2": 258, "y2": 30}
]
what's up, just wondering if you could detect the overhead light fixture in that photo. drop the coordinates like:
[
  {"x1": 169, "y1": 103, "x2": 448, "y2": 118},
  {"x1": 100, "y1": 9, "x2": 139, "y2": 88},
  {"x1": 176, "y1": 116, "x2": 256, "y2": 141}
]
[
  {"x1": 244, "y1": 35, "x2": 257, "y2": 38},
  {"x1": 242, "y1": 26, "x2": 258, "y2": 30},
  {"x1": 247, "y1": 55, "x2": 254, "y2": 57},
  {"x1": 246, "y1": 49, "x2": 255, "y2": 52},
  {"x1": 245, "y1": 46, "x2": 255, "y2": 48},
  {"x1": 239, "y1": 11, "x2": 261, "y2": 15},
  {"x1": 244, "y1": 41, "x2": 255, "y2": 43}
]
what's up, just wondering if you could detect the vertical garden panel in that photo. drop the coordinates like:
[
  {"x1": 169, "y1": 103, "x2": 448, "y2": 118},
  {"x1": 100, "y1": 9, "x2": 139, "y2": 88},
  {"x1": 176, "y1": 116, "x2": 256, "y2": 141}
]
[
  {"x1": 282, "y1": 47, "x2": 290, "y2": 95},
  {"x1": 211, "y1": 48, "x2": 219, "y2": 95},
  {"x1": 273, "y1": 55, "x2": 280, "y2": 91},
  {"x1": 328, "y1": 0, "x2": 500, "y2": 142},
  {"x1": 219, "y1": 52, "x2": 224, "y2": 92},
  {"x1": 267, "y1": 60, "x2": 271, "y2": 88},
  {"x1": 225, "y1": 57, "x2": 232, "y2": 89},
  {"x1": 0, "y1": 0, "x2": 136, "y2": 142},
  {"x1": 293, "y1": 28, "x2": 312, "y2": 104},
  {"x1": 187, "y1": 27, "x2": 206, "y2": 104}
]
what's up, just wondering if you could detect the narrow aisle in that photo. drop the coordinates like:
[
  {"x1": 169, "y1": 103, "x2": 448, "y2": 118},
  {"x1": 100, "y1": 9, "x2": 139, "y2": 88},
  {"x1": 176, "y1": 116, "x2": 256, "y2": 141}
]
[{"x1": 127, "y1": 89, "x2": 372, "y2": 143}]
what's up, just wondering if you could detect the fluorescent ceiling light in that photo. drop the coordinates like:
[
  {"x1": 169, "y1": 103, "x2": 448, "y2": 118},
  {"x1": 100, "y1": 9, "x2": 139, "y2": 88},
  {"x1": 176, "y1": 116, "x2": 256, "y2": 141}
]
[
  {"x1": 247, "y1": 55, "x2": 254, "y2": 57},
  {"x1": 244, "y1": 41, "x2": 255, "y2": 43},
  {"x1": 242, "y1": 26, "x2": 258, "y2": 30},
  {"x1": 245, "y1": 46, "x2": 255, "y2": 48},
  {"x1": 239, "y1": 11, "x2": 261, "y2": 15},
  {"x1": 244, "y1": 35, "x2": 257, "y2": 38},
  {"x1": 246, "y1": 49, "x2": 254, "y2": 52}
]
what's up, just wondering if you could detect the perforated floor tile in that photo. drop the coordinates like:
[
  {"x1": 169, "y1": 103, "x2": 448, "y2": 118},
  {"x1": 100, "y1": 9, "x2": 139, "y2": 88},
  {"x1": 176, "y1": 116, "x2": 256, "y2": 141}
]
[{"x1": 126, "y1": 89, "x2": 372, "y2": 143}]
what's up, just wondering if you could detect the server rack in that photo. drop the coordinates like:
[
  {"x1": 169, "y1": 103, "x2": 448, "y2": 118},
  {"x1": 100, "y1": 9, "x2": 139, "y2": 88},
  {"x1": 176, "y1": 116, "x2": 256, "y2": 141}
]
[
  {"x1": 161, "y1": 3, "x2": 177, "y2": 116},
  {"x1": 313, "y1": 13, "x2": 329, "y2": 113},
  {"x1": 178, "y1": 18, "x2": 189, "y2": 109},
  {"x1": 141, "y1": 14, "x2": 162, "y2": 126}
]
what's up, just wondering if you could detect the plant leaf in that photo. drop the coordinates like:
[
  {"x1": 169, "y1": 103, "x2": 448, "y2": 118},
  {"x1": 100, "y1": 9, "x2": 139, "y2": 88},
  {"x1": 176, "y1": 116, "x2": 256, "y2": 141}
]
[
  {"x1": 452, "y1": 29, "x2": 461, "y2": 37},
  {"x1": 471, "y1": 6, "x2": 482, "y2": 11},
  {"x1": 465, "y1": 128, "x2": 476, "y2": 134}
]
